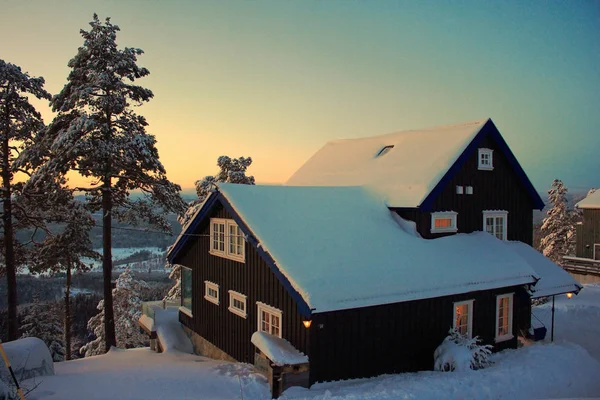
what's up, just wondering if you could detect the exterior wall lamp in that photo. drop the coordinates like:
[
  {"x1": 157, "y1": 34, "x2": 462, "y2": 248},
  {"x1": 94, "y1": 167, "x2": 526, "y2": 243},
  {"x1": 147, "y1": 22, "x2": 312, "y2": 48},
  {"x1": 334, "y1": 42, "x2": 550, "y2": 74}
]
[{"x1": 302, "y1": 320, "x2": 312, "y2": 328}]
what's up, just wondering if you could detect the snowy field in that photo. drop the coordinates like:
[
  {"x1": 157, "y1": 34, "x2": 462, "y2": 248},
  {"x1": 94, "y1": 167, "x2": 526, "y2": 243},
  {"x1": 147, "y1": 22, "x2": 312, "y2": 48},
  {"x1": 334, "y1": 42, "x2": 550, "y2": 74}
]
[
  {"x1": 18, "y1": 284, "x2": 600, "y2": 400},
  {"x1": 82, "y1": 247, "x2": 164, "y2": 270}
]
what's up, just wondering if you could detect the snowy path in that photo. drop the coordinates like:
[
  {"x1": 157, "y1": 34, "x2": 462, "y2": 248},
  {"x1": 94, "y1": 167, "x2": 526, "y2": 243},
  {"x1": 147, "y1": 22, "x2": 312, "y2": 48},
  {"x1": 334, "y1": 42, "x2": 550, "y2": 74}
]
[{"x1": 153, "y1": 307, "x2": 193, "y2": 354}]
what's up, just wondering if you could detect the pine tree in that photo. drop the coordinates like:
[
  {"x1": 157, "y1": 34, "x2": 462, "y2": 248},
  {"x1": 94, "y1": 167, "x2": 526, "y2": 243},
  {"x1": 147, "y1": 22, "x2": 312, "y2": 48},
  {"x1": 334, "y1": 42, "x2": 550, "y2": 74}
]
[
  {"x1": 20, "y1": 296, "x2": 65, "y2": 362},
  {"x1": 164, "y1": 264, "x2": 182, "y2": 301},
  {"x1": 27, "y1": 14, "x2": 186, "y2": 352},
  {"x1": 540, "y1": 179, "x2": 576, "y2": 264},
  {"x1": 0, "y1": 59, "x2": 52, "y2": 340},
  {"x1": 180, "y1": 156, "x2": 255, "y2": 226},
  {"x1": 81, "y1": 269, "x2": 148, "y2": 357}
]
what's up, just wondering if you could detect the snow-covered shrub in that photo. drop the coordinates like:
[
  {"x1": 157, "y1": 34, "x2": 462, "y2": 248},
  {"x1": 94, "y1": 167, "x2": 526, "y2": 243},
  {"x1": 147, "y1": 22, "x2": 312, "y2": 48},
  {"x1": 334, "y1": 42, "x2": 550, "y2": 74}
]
[{"x1": 434, "y1": 329, "x2": 493, "y2": 372}]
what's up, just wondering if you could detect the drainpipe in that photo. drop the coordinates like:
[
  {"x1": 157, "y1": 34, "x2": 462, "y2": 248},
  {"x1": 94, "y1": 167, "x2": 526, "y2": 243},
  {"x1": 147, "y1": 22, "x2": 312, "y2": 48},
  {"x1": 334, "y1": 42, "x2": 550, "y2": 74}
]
[{"x1": 551, "y1": 295, "x2": 555, "y2": 342}]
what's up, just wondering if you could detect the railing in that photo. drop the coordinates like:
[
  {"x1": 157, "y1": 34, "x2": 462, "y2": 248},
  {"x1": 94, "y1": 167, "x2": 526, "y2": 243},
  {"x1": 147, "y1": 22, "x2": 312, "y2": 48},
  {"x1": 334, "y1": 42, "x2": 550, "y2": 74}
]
[
  {"x1": 563, "y1": 256, "x2": 600, "y2": 276},
  {"x1": 141, "y1": 299, "x2": 181, "y2": 320}
]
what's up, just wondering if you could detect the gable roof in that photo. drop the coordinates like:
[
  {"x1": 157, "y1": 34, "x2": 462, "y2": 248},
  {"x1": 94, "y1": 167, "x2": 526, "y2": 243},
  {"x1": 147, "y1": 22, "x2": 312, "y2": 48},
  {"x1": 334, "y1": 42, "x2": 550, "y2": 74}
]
[
  {"x1": 576, "y1": 190, "x2": 600, "y2": 209},
  {"x1": 286, "y1": 118, "x2": 544, "y2": 210},
  {"x1": 191, "y1": 183, "x2": 539, "y2": 313}
]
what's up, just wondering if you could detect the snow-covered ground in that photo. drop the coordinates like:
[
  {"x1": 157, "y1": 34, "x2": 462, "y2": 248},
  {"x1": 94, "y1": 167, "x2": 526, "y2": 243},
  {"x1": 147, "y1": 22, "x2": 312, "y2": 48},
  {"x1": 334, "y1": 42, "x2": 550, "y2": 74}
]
[{"x1": 17, "y1": 284, "x2": 600, "y2": 400}]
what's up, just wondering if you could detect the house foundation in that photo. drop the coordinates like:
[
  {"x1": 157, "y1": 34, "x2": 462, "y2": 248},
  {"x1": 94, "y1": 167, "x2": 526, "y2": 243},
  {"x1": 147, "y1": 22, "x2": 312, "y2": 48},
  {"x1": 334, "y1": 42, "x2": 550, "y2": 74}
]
[{"x1": 182, "y1": 326, "x2": 237, "y2": 362}]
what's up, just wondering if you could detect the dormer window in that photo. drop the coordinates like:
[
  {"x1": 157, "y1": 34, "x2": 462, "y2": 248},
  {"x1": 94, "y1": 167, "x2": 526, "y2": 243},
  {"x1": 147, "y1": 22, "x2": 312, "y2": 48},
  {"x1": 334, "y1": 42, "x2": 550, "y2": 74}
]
[
  {"x1": 478, "y1": 148, "x2": 493, "y2": 170},
  {"x1": 376, "y1": 145, "x2": 394, "y2": 157},
  {"x1": 431, "y1": 211, "x2": 458, "y2": 233}
]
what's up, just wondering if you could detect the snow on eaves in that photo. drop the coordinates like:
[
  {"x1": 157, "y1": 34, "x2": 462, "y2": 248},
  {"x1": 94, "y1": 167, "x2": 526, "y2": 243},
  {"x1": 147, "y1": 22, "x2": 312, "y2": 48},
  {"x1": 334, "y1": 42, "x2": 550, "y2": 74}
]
[
  {"x1": 285, "y1": 119, "x2": 488, "y2": 207},
  {"x1": 218, "y1": 183, "x2": 538, "y2": 313},
  {"x1": 251, "y1": 332, "x2": 308, "y2": 366},
  {"x1": 506, "y1": 241, "x2": 582, "y2": 298},
  {"x1": 576, "y1": 189, "x2": 600, "y2": 209}
]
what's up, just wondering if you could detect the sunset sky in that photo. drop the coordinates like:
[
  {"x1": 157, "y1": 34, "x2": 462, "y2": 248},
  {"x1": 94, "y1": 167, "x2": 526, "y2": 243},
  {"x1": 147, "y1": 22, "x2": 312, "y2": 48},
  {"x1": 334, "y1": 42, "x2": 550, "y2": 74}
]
[{"x1": 2, "y1": 1, "x2": 599, "y2": 191}]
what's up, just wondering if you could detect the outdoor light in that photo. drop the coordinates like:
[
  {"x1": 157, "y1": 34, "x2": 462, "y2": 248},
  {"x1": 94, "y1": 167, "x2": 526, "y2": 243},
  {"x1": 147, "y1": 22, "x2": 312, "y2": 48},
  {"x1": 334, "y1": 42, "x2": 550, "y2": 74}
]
[
  {"x1": 567, "y1": 292, "x2": 573, "y2": 299},
  {"x1": 303, "y1": 320, "x2": 312, "y2": 328}
]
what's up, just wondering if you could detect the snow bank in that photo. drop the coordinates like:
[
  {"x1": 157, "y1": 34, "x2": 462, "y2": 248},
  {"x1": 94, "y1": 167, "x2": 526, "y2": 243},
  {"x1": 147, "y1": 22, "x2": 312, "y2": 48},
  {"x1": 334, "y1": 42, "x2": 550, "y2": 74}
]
[
  {"x1": 218, "y1": 183, "x2": 537, "y2": 312},
  {"x1": 0, "y1": 337, "x2": 54, "y2": 385},
  {"x1": 506, "y1": 241, "x2": 582, "y2": 297},
  {"x1": 286, "y1": 119, "x2": 488, "y2": 207},
  {"x1": 251, "y1": 332, "x2": 308, "y2": 366}
]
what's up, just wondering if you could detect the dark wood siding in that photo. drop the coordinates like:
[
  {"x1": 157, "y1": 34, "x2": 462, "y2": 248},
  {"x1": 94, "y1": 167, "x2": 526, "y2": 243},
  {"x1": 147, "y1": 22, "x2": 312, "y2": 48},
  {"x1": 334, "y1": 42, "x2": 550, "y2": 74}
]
[
  {"x1": 175, "y1": 202, "x2": 308, "y2": 363},
  {"x1": 575, "y1": 209, "x2": 600, "y2": 259},
  {"x1": 395, "y1": 134, "x2": 535, "y2": 244},
  {"x1": 309, "y1": 286, "x2": 530, "y2": 383}
]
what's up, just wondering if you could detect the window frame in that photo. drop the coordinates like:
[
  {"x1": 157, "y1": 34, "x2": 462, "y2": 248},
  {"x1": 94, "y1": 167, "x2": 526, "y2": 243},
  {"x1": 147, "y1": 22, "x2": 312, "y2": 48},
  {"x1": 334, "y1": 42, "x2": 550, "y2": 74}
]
[
  {"x1": 228, "y1": 290, "x2": 247, "y2": 318},
  {"x1": 495, "y1": 293, "x2": 514, "y2": 342},
  {"x1": 204, "y1": 281, "x2": 220, "y2": 305},
  {"x1": 257, "y1": 302, "x2": 283, "y2": 338},
  {"x1": 456, "y1": 185, "x2": 464, "y2": 195},
  {"x1": 483, "y1": 210, "x2": 508, "y2": 241},
  {"x1": 478, "y1": 148, "x2": 494, "y2": 170},
  {"x1": 453, "y1": 299, "x2": 474, "y2": 338},
  {"x1": 465, "y1": 186, "x2": 473, "y2": 195},
  {"x1": 180, "y1": 266, "x2": 193, "y2": 316},
  {"x1": 209, "y1": 218, "x2": 245, "y2": 263},
  {"x1": 431, "y1": 211, "x2": 458, "y2": 234},
  {"x1": 594, "y1": 243, "x2": 600, "y2": 261}
]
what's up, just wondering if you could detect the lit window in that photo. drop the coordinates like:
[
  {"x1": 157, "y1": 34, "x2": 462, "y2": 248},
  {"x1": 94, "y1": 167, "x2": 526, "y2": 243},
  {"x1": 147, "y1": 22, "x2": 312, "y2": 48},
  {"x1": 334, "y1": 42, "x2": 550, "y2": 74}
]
[
  {"x1": 483, "y1": 211, "x2": 508, "y2": 240},
  {"x1": 204, "y1": 281, "x2": 219, "y2": 305},
  {"x1": 478, "y1": 148, "x2": 493, "y2": 170},
  {"x1": 257, "y1": 302, "x2": 282, "y2": 338},
  {"x1": 453, "y1": 299, "x2": 474, "y2": 338},
  {"x1": 376, "y1": 145, "x2": 394, "y2": 157},
  {"x1": 495, "y1": 293, "x2": 514, "y2": 342},
  {"x1": 181, "y1": 267, "x2": 192, "y2": 314},
  {"x1": 229, "y1": 291, "x2": 247, "y2": 318},
  {"x1": 210, "y1": 218, "x2": 245, "y2": 262},
  {"x1": 431, "y1": 211, "x2": 458, "y2": 233}
]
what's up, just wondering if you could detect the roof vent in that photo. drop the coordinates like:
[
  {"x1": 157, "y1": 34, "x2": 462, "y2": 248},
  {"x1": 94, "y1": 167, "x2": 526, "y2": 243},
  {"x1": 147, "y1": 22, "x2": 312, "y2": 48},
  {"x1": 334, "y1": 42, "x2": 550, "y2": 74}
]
[{"x1": 376, "y1": 145, "x2": 394, "y2": 157}]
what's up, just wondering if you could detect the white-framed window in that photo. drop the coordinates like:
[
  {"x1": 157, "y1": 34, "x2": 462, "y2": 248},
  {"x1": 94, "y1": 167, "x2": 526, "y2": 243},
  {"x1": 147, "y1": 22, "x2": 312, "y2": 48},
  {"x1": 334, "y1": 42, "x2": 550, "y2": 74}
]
[
  {"x1": 594, "y1": 244, "x2": 600, "y2": 261},
  {"x1": 495, "y1": 293, "x2": 514, "y2": 342},
  {"x1": 431, "y1": 211, "x2": 458, "y2": 233},
  {"x1": 478, "y1": 148, "x2": 493, "y2": 170},
  {"x1": 229, "y1": 291, "x2": 247, "y2": 318},
  {"x1": 257, "y1": 302, "x2": 282, "y2": 338},
  {"x1": 181, "y1": 266, "x2": 193, "y2": 315},
  {"x1": 465, "y1": 186, "x2": 473, "y2": 195},
  {"x1": 483, "y1": 211, "x2": 508, "y2": 241},
  {"x1": 204, "y1": 281, "x2": 219, "y2": 305},
  {"x1": 453, "y1": 299, "x2": 474, "y2": 338},
  {"x1": 210, "y1": 218, "x2": 245, "y2": 262},
  {"x1": 456, "y1": 185, "x2": 464, "y2": 195}
]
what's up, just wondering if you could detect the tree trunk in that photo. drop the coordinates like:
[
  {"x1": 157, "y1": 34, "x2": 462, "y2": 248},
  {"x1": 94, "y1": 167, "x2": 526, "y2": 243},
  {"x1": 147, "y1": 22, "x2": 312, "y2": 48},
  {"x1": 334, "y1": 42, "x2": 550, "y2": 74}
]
[
  {"x1": 64, "y1": 264, "x2": 72, "y2": 360},
  {"x1": 2, "y1": 100, "x2": 18, "y2": 341},
  {"x1": 102, "y1": 178, "x2": 116, "y2": 352}
]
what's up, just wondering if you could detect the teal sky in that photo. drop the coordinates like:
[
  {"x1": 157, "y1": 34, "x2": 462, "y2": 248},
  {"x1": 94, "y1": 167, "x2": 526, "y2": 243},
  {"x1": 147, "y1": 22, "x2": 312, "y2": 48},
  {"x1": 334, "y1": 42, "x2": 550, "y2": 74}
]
[{"x1": 1, "y1": 1, "x2": 599, "y2": 192}]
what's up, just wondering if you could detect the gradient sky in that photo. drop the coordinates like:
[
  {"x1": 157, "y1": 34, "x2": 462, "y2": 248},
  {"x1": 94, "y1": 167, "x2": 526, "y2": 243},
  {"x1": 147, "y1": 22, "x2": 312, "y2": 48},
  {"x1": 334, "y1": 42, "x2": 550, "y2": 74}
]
[{"x1": 2, "y1": 0, "x2": 599, "y2": 192}]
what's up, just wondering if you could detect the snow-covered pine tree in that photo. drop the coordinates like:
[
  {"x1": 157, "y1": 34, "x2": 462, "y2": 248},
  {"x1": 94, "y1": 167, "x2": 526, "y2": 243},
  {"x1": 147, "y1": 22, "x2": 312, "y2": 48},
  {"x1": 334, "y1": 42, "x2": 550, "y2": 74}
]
[
  {"x1": 0, "y1": 59, "x2": 51, "y2": 340},
  {"x1": 179, "y1": 156, "x2": 255, "y2": 226},
  {"x1": 81, "y1": 269, "x2": 148, "y2": 357},
  {"x1": 539, "y1": 179, "x2": 576, "y2": 264},
  {"x1": 20, "y1": 296, "x2": 66, "y2": 362},
  {"x1": 164, "y1": 264, "x2": 182, "y2": 301},
  {"x1": 26, "y1": 14, "x2": 186, "y2": 352}
]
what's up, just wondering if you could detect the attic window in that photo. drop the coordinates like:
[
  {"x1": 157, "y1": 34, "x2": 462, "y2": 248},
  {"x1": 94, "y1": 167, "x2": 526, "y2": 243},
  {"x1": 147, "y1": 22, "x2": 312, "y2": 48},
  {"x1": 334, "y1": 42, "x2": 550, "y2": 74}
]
[
  {"x1": 478, "y1": 148, "x2": 493, "y2": 170},
  {"x1": 376, "y1": 145, "x2": 394, "y2": 157}
]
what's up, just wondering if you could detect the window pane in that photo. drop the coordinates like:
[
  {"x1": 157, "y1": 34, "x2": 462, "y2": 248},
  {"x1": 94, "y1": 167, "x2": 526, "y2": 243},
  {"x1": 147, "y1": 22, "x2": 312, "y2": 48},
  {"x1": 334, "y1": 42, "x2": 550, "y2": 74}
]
[
  {"x1": 182, "y1": 268, "x2": 192, "y2": 310},
  {"x1": 435, "y1": 218, "x2": 452, "y2": 228}
]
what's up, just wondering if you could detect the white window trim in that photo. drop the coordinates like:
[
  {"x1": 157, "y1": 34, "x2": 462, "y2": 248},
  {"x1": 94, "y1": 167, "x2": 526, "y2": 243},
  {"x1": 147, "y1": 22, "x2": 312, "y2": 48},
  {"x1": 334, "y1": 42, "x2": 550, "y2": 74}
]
[
  {"x1": 465, "y1": 186, "x2": 473, "y2": 195},
  {"x1": 257, "y1": 302, "x2": 283, "y2": 338},
  {"x1": 179, "y1": 306, "x2": 193, "y2": 318},
  {"x1": 478, "y1": 148, "x2": 494, "y2": 170},
  {"x1": 495, "y1": 293, "x2": 514, "y2": 342},
  {"x1": 453, "y1": 299, "x2": 474, "y2": 339},
  {"x1": 456, "y1": 185, "x2": 464, "y2": 195},
  {"x1": 229, "y1": 290, "x2": 247, "y2": 318},
  {"x1": 431, "y1": 211, "x2": 458, "y2": 233},
  {"x1": 204, "y1": 281, "x2": 220, "y2": 305},
  {"x1": 209, "y1": 218, "x2": 245, "y2": 263},
  {"x1": 483, "y1": 210, "x2": 508, "y2": 241}
]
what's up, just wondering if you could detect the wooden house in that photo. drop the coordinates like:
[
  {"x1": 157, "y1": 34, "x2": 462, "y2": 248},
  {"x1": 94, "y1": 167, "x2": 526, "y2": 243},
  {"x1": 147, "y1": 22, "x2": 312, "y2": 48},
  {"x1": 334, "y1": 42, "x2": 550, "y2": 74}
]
[
  {"x1": 564, "y1": 190, "x2": 600, "y2": 275},
  {"x1": 167, "y1": 118, "x2": 580, "y2": 393}
]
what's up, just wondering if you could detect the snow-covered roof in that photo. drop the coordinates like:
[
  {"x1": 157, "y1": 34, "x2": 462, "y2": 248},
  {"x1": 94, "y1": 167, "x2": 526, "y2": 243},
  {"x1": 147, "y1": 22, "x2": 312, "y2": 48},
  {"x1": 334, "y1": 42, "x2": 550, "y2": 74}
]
[
  {"x1": 218, "y1": 183, "x2": 538, "y2": 313},
  {"x1": 286, "y1": 119, "x2": 489, "y2": 207},
  {"x1": 576, "y1": 190, "x2": 600, "y2": 209},
  {"x1": 251, "y1": 332, "x2": 308, "y2": 366},
  {"x1": 505, "y1": 242, "x2": 582, "y2": 298}
]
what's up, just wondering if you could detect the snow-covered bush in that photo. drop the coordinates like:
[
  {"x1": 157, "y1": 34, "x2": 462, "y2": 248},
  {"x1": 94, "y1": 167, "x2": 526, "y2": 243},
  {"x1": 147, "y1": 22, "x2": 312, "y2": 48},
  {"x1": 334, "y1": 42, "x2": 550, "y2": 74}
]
[
  {"x1": 434, "y1": 329, "x2": 493, "y2": 372},
  {"x1": 81, "y1": 269, "x2": 149, "y2": 356}
]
